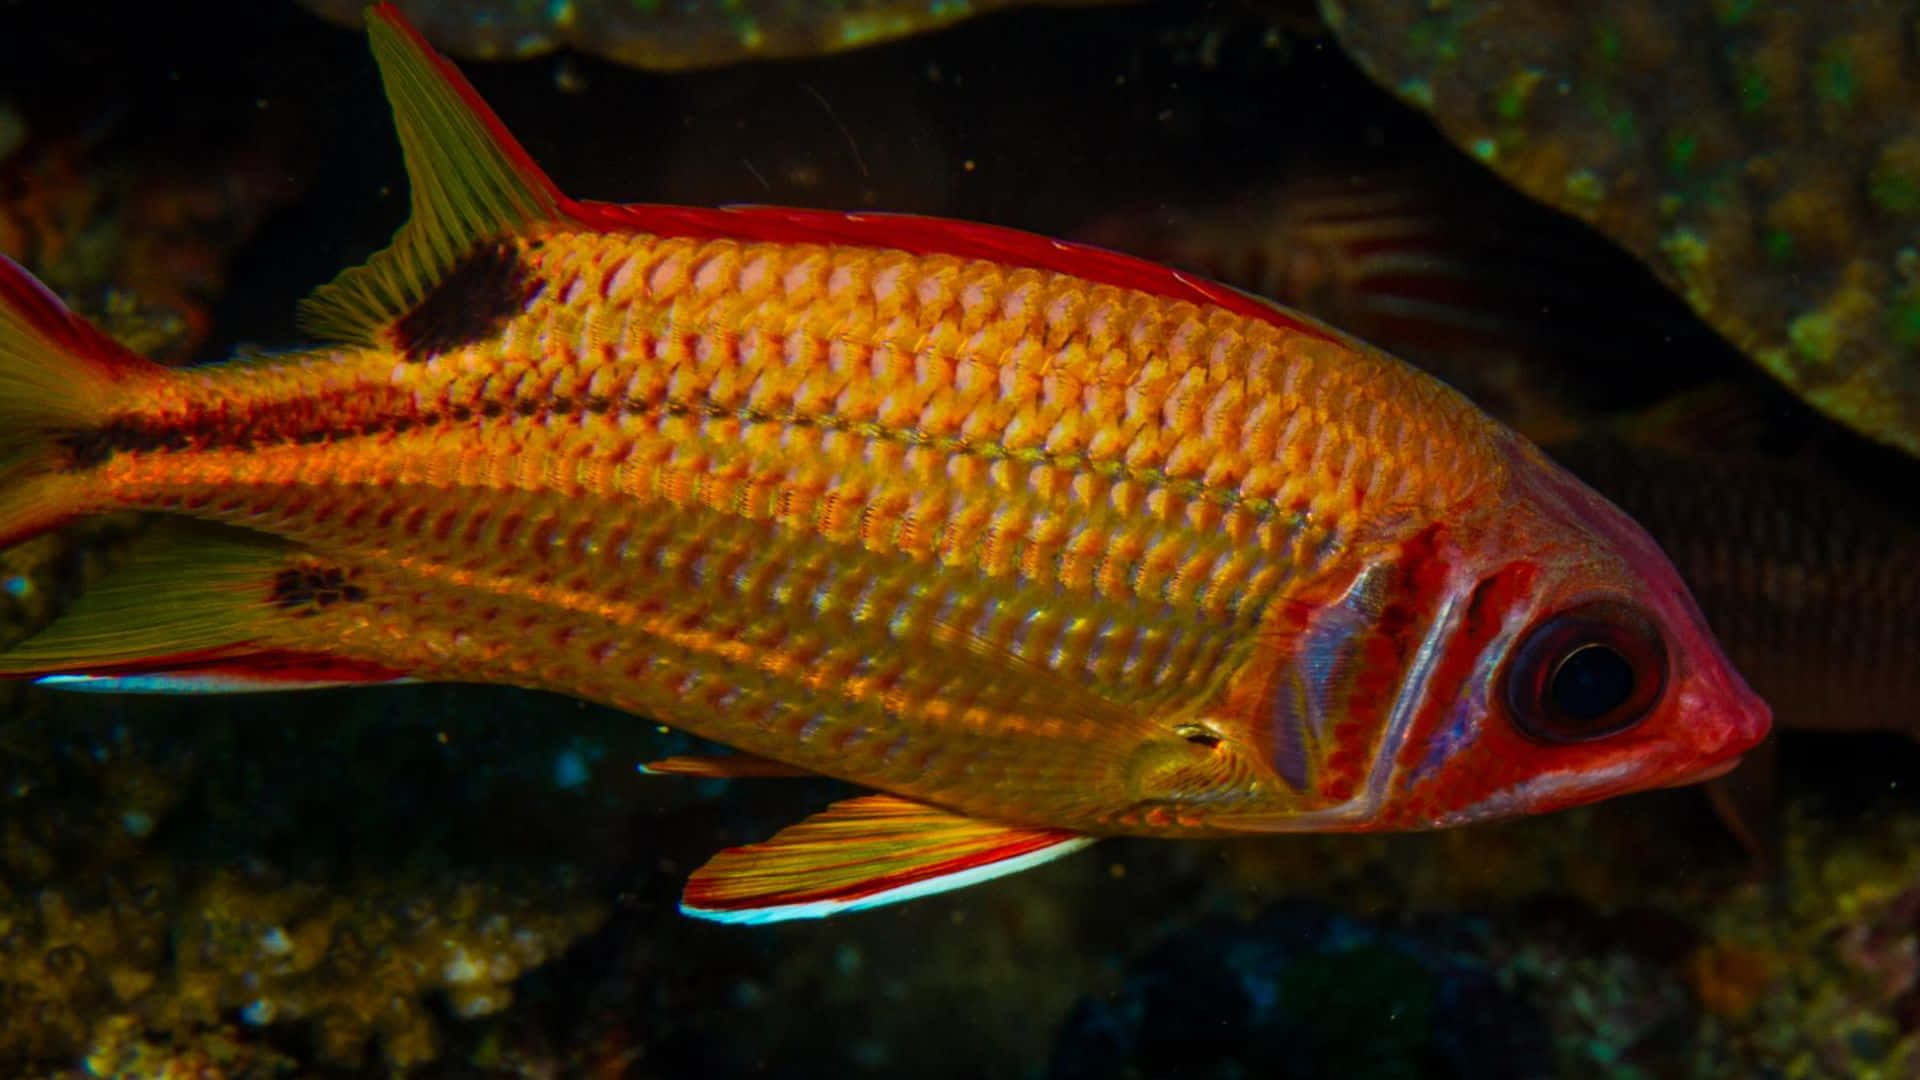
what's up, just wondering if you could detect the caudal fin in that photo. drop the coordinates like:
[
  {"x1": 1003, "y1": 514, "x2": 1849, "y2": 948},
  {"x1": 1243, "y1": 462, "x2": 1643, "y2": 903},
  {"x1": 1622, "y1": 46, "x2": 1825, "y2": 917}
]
[{"x1": 0, "y1": 255, "x2": 163, "y2": 547}]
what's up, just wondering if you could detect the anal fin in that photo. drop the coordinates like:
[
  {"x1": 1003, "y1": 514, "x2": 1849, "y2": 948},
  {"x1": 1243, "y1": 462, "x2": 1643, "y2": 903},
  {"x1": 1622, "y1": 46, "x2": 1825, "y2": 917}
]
[
  {"x1": 36, "y1": 652, "x2": 410, "y2": 694},
  {"x1": 681, "y1": 794, "x2": 1094, "y2": 924},
  {"x1": 638, "y1": 753, "x2": 814, "y2": 779},
  {"x1": 0, "y1": 524, "x2": 407, "y2": 692}
]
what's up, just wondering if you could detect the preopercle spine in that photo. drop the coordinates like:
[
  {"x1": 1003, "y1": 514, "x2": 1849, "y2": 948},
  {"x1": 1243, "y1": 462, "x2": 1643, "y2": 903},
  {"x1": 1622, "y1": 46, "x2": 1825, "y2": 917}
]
[{"x1": 72, "y1": 228, "x2": 1501, "y2": 827}]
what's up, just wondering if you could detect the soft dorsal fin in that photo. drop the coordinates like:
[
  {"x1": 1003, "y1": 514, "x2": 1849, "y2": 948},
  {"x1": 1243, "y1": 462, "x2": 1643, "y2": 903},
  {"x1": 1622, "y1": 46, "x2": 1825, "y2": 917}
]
[
  {"x1": 297, "y1": 2, "x2": 569, "y2": 345},
  {"x1": 681, "y1": 794, "x2": 1094, "y2": 924}
]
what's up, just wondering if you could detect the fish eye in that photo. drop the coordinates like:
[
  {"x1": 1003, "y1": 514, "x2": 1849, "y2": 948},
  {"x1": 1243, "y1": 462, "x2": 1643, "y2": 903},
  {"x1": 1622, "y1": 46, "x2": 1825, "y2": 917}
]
[{"x1": 1506, "y1": 600, "x2": 1666, "y2": 743}]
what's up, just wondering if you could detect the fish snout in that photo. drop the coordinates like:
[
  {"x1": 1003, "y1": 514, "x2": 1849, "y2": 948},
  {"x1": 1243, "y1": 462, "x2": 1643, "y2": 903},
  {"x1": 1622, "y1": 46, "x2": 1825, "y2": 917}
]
[{"x1": 1674, "y1": 657, "x2": 1771, "y2": 763}]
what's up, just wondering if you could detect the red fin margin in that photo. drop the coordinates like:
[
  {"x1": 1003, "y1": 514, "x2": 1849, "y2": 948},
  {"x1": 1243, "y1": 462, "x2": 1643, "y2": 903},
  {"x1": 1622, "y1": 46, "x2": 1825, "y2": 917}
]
[
  {"x1": 27, "y1": 649, "x2": 411, "y2": 694},
  {"x1": 681, "y1": 794, "x2": 1095, "y2": 924},
  {"x1": 0, "y1": 254, "x2": 154, "y2": 387},
  {"x1": 360, "y1": 5, "x2": 1338, "y2": 346},
  {"x1": 364, "y1": 3, "x2": 565, "y2": 215},
  {"x1": 0, "y1": 256, "x2": 163, "y2": 548},
  {"x1": 571, "y1": 203, "x2": 1341, "y2": 343}
]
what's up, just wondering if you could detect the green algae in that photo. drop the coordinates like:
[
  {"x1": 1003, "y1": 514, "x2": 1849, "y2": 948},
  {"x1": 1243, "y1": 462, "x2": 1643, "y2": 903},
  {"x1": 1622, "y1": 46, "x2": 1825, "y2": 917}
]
[
  {"x1": 1888, "y1": 295, "x2": 1920, "y2": 349},
  {"x1": 1789, "y1": 310, "x2": 1841, "y2": 364},
  {"x1": 1494, "y1": 68, "x2": 1543, "y2": 122},
  {"x1": 1763, "y1": 228, "x2": 1796, "y2": 264},
  {"x1": 1565, "y1": 169, "x2": 1607, "y2": 204},
  {"x1": 1712, "y1": 0, "x2": 1758, "y2": 28},
  {"x1": 1666, "y1": 131, "x2": 1700, "y2": 176},
  {"x1": 1815, "y1": 44, "x2": 1860, "y2": 109}
]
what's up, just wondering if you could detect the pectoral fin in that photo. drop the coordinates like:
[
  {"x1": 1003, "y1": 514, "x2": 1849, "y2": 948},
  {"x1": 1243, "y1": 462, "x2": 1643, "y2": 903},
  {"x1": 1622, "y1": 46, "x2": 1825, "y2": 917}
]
[
  {"x1": 681, "y1": 795, "x2": 1095, "y2": 924},
  {"x1": 638, "y1": 753, "x2": 815, "y2": 779}
]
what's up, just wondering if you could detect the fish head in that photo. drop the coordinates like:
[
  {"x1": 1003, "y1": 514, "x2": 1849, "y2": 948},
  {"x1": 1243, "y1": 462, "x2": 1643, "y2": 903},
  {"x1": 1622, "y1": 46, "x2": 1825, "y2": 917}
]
[
  {"x1": 1363, "y1": 432, "x2": 1772, "y2": 827},
  {"x1": 1198, "y1": 428, "x2": 1769, "y2": 834}
]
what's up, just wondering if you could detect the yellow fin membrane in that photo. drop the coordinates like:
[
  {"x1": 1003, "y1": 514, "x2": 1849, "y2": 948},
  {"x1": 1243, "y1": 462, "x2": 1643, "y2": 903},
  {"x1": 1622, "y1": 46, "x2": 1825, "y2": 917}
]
[
  {"x1": 681, "y1": 794, "x2": 1095, "y2": 924},
  {"x1": 0, "y1": 526, "x2": 406, "y2": 691},
  {"x1": 296, "y1": 3, "x2": 568, "y2": 345},
  {"x1": 0, "y1": 255, "x2": 165, "y2": 547},
  {"x1": 638, "y1": 753, "x2": 816, "y2": 779}
]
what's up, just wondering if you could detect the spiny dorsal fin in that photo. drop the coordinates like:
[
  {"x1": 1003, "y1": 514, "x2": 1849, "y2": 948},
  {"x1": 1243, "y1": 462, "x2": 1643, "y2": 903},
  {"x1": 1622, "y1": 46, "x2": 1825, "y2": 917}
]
[
  {"x1": 681, "y1": 794, "x2": 1094, "y2": 924},
  {"x1": 297, "y1": 3, "x2": 571, "y2": 345}
]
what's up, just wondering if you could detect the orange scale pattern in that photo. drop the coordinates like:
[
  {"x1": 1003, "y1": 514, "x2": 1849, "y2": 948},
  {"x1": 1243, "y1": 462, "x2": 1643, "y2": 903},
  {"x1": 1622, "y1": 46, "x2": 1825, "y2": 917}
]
[{"x1": 44, "y1": 226, "x2": 1504, "y2": 831}]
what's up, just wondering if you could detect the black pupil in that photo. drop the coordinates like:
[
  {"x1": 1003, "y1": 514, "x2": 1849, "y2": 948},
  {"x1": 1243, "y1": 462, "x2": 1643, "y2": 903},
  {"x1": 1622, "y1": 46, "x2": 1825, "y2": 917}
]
[{"x1": 1549, "y1": 644, "x2": 1635, "y2": 721}]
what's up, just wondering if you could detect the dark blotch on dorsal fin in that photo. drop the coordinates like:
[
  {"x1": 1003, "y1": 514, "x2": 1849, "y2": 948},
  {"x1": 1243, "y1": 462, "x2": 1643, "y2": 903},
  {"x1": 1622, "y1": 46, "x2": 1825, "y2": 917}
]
[{"x1": 388, "y1": 242, "x2": 540, "y2": 360}]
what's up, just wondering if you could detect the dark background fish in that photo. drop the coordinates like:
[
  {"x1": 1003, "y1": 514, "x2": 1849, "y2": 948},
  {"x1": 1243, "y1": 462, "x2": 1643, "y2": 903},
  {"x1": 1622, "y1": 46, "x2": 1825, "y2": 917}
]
[{"x1": 1548, "y1": 419, "x2": 1920, "y2": 742}]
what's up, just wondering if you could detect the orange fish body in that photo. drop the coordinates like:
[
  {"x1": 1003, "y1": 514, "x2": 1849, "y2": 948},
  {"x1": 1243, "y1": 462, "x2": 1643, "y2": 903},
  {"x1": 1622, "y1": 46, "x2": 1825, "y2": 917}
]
[{"x1": 0, "y1": 7, "x2": 1766, "y2": 921}]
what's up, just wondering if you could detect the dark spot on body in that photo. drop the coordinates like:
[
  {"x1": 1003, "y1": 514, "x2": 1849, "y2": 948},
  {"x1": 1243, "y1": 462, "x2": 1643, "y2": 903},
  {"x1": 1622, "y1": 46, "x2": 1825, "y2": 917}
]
[
  {"x1": 270, "y1": 565, "x2": 370, "y2": 616},
  {"x1": 390, "y1": 242, "x2": 541, "y2": 361},
  {"x1": 55, "y1": 417, "x2": 198, "y2": 469},
  {"x1": 55, "y1": 429, "x2": 115, "y2": 469}
]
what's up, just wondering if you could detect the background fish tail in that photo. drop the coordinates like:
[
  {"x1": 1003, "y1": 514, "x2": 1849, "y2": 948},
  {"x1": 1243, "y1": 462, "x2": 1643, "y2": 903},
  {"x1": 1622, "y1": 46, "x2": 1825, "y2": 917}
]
[{"x1": 0, "y1": 254, "x2": 164, "y2": 548}]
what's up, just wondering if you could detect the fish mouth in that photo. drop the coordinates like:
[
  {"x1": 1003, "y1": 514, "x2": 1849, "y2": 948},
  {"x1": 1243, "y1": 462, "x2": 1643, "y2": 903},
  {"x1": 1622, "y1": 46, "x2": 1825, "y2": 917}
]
[{"x1": 1658, "y1": 756, "x2": 1743, "y2": 788}]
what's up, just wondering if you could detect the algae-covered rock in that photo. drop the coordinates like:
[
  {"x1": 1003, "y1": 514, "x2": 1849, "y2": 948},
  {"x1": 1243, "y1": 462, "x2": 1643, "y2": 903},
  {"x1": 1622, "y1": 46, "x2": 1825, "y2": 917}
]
[
  {"x1": 1320, "y1": 0, "x2": 1920, "y2": 457},
  {"x1": 298, "y1": 0, "x2": 1127, "y2": 70}
]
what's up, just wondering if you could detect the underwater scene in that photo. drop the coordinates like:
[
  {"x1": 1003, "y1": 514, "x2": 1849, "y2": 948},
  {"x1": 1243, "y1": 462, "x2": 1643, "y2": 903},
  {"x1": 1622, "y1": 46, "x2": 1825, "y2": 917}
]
[{"x1": 0, "y1": 1, "x2": 1918, "y2": 1076}]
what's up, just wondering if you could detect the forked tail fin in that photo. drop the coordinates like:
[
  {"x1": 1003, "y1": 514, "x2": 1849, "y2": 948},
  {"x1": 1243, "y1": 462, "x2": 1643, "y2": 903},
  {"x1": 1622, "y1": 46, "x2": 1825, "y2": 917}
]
[{"x1": 0, "y1": 255, "x2": 164, "y2": 548}]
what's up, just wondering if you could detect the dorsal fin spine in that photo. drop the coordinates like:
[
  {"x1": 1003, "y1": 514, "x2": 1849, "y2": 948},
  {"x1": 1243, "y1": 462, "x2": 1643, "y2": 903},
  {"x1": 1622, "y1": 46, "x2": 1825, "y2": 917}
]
[{"x1": 296, "y1": 3, "x2": 575, "y2": 346}]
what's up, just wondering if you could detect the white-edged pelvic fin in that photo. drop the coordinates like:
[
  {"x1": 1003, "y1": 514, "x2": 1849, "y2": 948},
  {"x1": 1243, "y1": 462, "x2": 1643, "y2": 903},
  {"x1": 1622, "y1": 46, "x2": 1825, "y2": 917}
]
[
  {"x1": 683, "y1": 833, "x2": 1096, "y2": 925},
  {"x1": 678, "y1": 793, "x2": 1096, "y2": 925}
]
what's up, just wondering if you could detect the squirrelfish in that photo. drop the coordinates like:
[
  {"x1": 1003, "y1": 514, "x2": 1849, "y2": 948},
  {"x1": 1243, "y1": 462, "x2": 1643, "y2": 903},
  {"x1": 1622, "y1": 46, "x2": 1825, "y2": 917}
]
[{"x1": 0, "y1": 6, "x2": 1767, "y2": 922}]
